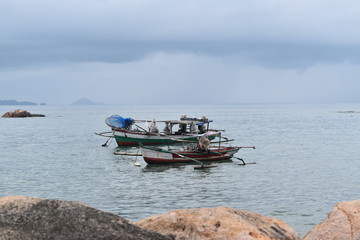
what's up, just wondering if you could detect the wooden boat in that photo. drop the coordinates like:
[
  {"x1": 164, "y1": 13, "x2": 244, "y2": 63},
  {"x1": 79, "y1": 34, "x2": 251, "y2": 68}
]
[
  {"x1": 102, "y1": 115, "x2": 220, "y2": 146},
  {"x1": 139, "y1": 145, "x2": 240, "y2": 164}
]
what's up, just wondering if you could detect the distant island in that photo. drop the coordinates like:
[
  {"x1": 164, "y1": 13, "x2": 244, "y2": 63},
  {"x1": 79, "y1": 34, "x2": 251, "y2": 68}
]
[
  {"x1": 0, "y1": 99, "x2": 38, "y2": 106},
  {"x1": 71, "y1": 98, "x2": 105, "y2": 105}
]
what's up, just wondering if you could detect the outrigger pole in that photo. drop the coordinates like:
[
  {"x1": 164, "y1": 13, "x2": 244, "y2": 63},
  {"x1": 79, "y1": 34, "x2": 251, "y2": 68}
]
[
  {"x1": 146, "y1": 146, "x2": 215, "y2": 170},
  {"x1": 95, "y1": 131, "x2": 115, "y2": 147},
  {"x1": 231, "y1": 146, "x2": 256, "y2": 165},
  {"x1": 171, "y1": 152, "x2": 205, "y2": 167}
]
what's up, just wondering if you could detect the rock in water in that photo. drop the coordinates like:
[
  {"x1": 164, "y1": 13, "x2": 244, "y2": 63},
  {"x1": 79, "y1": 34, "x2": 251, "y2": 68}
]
[
  {"x1": 12, "y1": 109, "x2": 33, "y2": 117},
  {"x1": 0, "y1": 196, "x2": 171, "y2": 240},
  {"x1": 303, "y1": 200, "x2": 360, "y2": 240},
  {"x1": 1, "y1": 111, "x2": 14, "y2": 118},
  {"x1": 135, "y1": 206, "x2": 300, "y2": 240},
  {"x1": 1, "y1": 109, "x2": 45, "y2": 118}
]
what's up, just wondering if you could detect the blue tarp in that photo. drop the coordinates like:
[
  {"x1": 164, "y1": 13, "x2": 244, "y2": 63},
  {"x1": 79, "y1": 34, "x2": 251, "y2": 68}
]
[{"x1": 107, "y1": 115, "x2": 134, "y2": 129}]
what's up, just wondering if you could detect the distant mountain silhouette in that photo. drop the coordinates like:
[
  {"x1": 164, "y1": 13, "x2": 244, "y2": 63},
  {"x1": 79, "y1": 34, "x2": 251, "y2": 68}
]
[
  {"x1": 71, "y1": 98, "x2": 105, "y2": 105},
  {"x1": 0, "y1": 99, "x2": 37, "y2": 105}
]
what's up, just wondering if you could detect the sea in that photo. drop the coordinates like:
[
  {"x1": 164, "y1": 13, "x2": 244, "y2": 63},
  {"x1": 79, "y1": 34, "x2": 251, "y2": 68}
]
[{"x1": 1, "y1": 103, "x2": 360, "y2": 237}]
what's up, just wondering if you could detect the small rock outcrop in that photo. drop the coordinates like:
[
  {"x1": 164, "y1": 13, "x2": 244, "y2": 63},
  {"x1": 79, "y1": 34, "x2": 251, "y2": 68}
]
[
  {"x1": 0, "y1": 196, "x2": 171, "y2": 240},
  {"x1": 303, "y1": 200, "x2": 360, "y2": 240},
  {"x1": 1, "y1": 109, "x2": 45, "y2": 118},
  {"x1": 135, "y1": 206, "x2": 300, "y2": 240}
]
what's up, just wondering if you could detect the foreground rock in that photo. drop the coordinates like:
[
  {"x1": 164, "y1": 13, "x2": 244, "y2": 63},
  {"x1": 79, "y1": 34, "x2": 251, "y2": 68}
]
[
  {"x1": 303, "y1": 200, "x2": 360, "y2": 240},
  {"x1": 135, "y1": 206, "x2": 300, "y2": 240},
  {"x1": 0, "y1": 196, "x2": 171, "y2": 240},
  {"x1": 1, "y1": 109, "x2": 45, "y2": 118}
]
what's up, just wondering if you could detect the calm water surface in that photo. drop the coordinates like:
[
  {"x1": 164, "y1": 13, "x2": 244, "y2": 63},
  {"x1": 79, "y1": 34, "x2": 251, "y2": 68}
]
[{"x1": 1, "y1": 103, "x2": 360, "y2": 236}]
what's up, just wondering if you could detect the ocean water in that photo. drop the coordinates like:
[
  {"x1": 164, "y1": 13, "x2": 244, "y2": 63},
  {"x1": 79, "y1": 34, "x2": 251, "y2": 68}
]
[{"x1": 1, "y1": 103, "x2": 360, "y2": 236}]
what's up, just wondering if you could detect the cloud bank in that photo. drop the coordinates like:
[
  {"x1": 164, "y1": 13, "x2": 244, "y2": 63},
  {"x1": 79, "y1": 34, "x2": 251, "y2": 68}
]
[{"x1": 1, "y1": 0, "x2": 360, "y2": 104}]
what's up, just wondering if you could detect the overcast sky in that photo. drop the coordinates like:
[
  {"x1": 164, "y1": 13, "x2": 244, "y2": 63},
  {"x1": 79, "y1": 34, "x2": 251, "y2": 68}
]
[{"x1": 1, "y1": 0, "x2": 360, "y2": 105}]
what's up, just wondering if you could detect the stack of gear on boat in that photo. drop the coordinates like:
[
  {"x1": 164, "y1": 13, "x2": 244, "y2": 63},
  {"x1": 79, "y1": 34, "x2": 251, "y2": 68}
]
[
  {"x1": 198, "y1": 116, "x2": 209, "y2": 134},
  {"x1": 107, "y1": 115, "x2": 134, "y2": 130},
  {"x1": 176, "y1": 115, "x2": 209, "y2": 134},
  {"x1": 163, "y1": 122, "x2": 171, "y2": 134},
  {"x1": 149, "y1": 119, "x2": 159, "y2": 133},
  {"x1": 198, "y1": 135, "x2": 210, "y2": 151},
  {"x1": 177, "y1": 114, "x2": 188, "y2": 134}
]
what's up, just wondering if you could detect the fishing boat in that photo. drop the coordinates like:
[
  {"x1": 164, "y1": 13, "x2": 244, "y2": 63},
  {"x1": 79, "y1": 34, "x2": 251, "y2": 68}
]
[
  {"x1": 99, "y1": 115, "x2": 220, "y2": 146},
  {"x1": 139, "y1": 144, "x2": 241, "y2": 165}
]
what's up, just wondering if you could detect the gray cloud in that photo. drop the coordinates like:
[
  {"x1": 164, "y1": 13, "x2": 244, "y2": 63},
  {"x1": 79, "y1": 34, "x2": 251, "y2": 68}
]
[
  {"x1": 2, "y1": 39, "x2": 360, "y2": 70},
  {"x1": 2, "y1": 0, "x2": 360, "y2": 68},
  {"x1": 1, "y1": 0, "x2": 360, "y2": 104}
]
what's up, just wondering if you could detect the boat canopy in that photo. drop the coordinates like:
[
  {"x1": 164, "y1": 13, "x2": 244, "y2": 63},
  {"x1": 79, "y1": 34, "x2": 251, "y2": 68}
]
[
  {"x1": 163, "y1": 120, "x2": 213, "y2": 125},
  {"x1": 135, "y1": 117, "x2": 213, "y2": 125},
  {"x1": 106, "y1": 115, "x2": 212, "y2": 129}
]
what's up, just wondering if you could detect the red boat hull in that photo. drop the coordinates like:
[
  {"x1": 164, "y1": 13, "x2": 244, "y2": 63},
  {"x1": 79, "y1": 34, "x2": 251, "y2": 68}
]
[{"x1": 140, "y1": 146, "x2": 240, "y2": 164}]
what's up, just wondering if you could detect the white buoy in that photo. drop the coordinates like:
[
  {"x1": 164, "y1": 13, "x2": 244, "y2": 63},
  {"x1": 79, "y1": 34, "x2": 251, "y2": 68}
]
[{"x1": 134, "y1": 162, "x2": 141, "y2": 167}]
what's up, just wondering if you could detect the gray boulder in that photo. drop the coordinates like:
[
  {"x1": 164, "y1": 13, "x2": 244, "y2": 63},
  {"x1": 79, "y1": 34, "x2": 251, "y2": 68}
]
[{"x1": 0, "y1": 196, "x2": 171, "y2": 240}]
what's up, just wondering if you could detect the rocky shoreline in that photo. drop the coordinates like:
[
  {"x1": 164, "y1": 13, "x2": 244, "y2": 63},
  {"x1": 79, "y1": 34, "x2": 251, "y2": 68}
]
[{"x1": 0, "y1": 196, "x2": 359, "y2": 240}]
